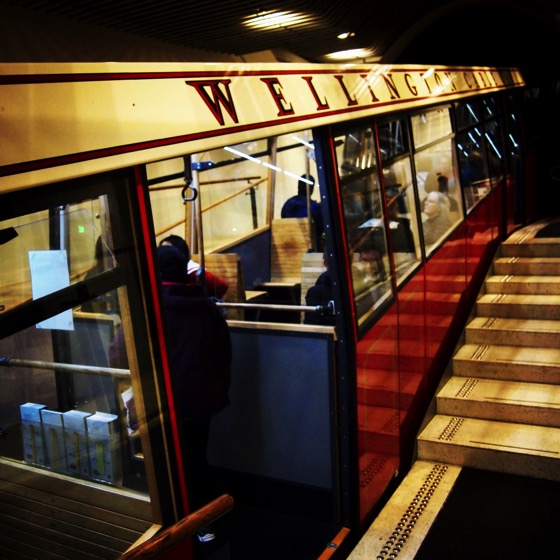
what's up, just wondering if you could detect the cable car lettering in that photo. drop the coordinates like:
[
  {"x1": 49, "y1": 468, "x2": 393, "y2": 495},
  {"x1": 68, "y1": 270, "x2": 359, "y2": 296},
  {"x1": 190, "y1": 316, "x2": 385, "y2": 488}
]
[
  {"x1": 359, "y1": 74, "x2": 381, "y2": 102},
  {"x1": 382, "y1": 73, "x2": 401, "y2": 100},
  {"x1": 260, "y1": 77, "x2": 295, "y2": 117},
  {"x1": 485, "y1": 71, "x2": 497, "y2": 87},
  {"x1": 463, "y1": 71, "x2": 476, "y2": 89},
  {"x1": 443, "y1": 71, "x2": 458, "y2": 91},
  {"x1": 185, "y1": 79, "x2": 239, "y2": 126},
  {"x1": 302, "y1": 76, "x2": 330, "y2": 110},
  {"x1": 333, "y1": 75, "x2": 359, "y2": 106},
  {"x1": 404, "y1": 73, "x2": 419, "y2": 96},
  {"x1": 475, "y1": 72, "x2": 490, "y2": 88}
]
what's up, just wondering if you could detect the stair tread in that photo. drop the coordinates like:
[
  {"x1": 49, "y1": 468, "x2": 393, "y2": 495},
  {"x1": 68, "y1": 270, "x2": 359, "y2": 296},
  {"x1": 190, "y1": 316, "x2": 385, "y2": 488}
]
[
  {"x1": 347, "y1": 461, "x2": 461, "y2": 560},
  {"x1": 487, "y1": 274, "x2": 560, "y2": 283},
  {"x1": 477, "y1": 293, "x2": 560, "y2": 304},
  {"x1": 495, "y1": 256, "x2": 560, "y2": 263},
  {"x1": 455, "y1": 342, "x2": 560, "y2": 364},
  {"x1": 418, "y1": 414, "x2": 560, "y2": 456},
  {"x1": 467, "y1": 316, "x2": 560, "y2": 334},
  {"x1": 438, "y1": 377, "x2": 560, "y2": 408}
]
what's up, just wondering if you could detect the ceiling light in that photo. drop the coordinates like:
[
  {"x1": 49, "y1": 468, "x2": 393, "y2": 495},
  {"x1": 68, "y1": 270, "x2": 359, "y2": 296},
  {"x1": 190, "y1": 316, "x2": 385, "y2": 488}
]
[
  {"x1": 323, "y1": 48, "x2": 378, "y2": 61},
  {"x1": 337, "y1": 32, "x2": 355, "y2": 40},
  {"x1": 243, "y1": 11, "x2": 308, "y2": 30}
]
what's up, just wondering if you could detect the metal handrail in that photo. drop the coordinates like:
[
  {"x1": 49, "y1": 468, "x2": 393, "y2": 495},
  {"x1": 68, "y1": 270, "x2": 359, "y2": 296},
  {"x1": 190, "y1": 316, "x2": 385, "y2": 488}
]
[
  {"x1": 217, "y1": 300, "x2": 335, "y2": 316},
  {"x1": 0, "y1": 356, "x2": 130, "y2": 379}
]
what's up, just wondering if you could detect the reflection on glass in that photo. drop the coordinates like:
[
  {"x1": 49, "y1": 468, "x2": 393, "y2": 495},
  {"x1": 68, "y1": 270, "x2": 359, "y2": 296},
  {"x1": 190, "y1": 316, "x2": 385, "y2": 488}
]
[
  {"x1": 484, "y1": 119, "x2": 505, "y2": 188},
  {"x1": 378, "y1": 120, "x2": 409, "y2": 159},
  {"x1": 455, "y1": 99, "x2": 481, "y2": 129},
  {"x1": 411, "y1": 107, "x2": 453, "y2": 149},
  {"x1": 422, "y1": 191, "x2": 453, "y2": 245},
  {"x1": 382, "y1": 160, "x2": 422, "y2": 282},
  {"x1": 455, "y1": 96, "x2": 506, "y2": 214},
  {"x1": 1, "y1": 207, "x2": 114, "y2": 314},
  {"x1": 336, "y1": 126, "x2": 392, "y2": 325},
  {"x1": 503, "y1": 94, "x2": 523, "y2": 227},
  {"x1": 0, "y1": 192, "x2": 147, "y2": 494},
  {"x1": 414, "y1": 137, "x2": 463, "y2": 253}
]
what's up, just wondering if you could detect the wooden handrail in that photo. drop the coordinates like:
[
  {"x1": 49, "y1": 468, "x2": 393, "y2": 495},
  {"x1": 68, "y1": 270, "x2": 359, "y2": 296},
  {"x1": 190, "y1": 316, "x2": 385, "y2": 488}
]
[{"x1": 120, "y1": 494, "x2": 234, "y2": 559}]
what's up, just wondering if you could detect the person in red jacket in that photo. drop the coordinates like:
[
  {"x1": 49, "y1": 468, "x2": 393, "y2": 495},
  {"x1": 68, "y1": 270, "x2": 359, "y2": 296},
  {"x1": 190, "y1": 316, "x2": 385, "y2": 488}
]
[{"x1": 159, "y1": 234, "x2": 229, "y2": 300}]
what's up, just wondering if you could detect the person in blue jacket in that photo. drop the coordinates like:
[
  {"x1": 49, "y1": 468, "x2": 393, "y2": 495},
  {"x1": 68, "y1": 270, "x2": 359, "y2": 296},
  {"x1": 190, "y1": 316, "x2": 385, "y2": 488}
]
[{"x1": 281, "y1": 174, "x2": 324, "y2": 250}]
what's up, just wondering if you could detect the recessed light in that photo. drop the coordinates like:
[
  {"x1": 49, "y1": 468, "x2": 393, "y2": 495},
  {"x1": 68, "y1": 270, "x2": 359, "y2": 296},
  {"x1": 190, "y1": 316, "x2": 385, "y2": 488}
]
[
  {"x1": 324, "y1": 48, "x2": 377, "y2": 61},
  {"x1": 243, "y1": 11, "x2": 308, "y2": 30}
]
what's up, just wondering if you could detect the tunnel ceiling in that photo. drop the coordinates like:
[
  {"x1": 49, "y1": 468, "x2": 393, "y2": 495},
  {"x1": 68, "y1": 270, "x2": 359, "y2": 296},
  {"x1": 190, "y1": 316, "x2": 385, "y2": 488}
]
[{"x1": 2, "y1": 1, "x2": 560, "y2": 86}]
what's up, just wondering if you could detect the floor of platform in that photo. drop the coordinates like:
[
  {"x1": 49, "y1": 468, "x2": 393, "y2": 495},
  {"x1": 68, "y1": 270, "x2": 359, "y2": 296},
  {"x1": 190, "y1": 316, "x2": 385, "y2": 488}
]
[{"x1": 414, "y1": 467, "x2": 560, "y2": 560}]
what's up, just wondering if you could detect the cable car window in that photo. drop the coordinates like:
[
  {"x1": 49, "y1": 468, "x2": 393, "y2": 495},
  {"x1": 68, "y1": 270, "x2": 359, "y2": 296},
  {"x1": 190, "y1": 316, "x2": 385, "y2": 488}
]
[
  {"x1": 484, "y1": 118, "x2": 506, "y2": 189},
  {"x1": 149, "y1": 131, "x2": 318, "y2": 254},
  {"x1": 455, "y1": 99, "x2": 482, "y2": 129},
  {"x1": 482, "y1": 96, "x2": 498, "y2": 118},
  {"x1": 456, "y1": 127, "x2": 491, "y2": 212},
  {"x1": 382, "y1": 159, "x2": 422, "y2": 283},
  {"x1": 415, "y1": 138, "x2": 463, "y2": 254},
  {"x1": 335, "y1": 125, "x2": 392, "y2": 326},
  {"x1": 376, "y1": 117, "x2": 422, "y2": 283},
  {"x1": 410, "y1": 107, "x2": 453, "y2": 150},
  {"x1": 0, "y1": 183, "x2": 149, "y2": 494},
  {"x1": 377, "y1": 119, "x2": 409, "y2": 159}
]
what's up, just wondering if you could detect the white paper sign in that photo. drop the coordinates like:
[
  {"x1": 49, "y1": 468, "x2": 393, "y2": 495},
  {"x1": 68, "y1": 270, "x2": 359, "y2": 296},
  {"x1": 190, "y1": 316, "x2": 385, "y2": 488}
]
[{"x1": 28, "y1": 250, "x2": 74, "y2": 331}]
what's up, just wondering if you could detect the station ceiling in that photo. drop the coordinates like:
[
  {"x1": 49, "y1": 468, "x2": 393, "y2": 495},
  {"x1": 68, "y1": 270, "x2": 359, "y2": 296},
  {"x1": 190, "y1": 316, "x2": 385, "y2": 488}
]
[{"x1": 2, "y1": 1, "x2": 560, "y2": 87}]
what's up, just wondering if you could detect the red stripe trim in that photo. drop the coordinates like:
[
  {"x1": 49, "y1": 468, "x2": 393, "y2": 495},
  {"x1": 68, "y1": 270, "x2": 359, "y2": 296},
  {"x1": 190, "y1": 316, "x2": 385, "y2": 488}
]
[
  {"x1": 0, "y1": 66, "x2": 523, "y2": 85},
  {"x1": 0, "y1": 86, "x2": 508, "y2": 179},
  {"x1": 135, "y1": 166, "x2": 190, "y2": 514}
]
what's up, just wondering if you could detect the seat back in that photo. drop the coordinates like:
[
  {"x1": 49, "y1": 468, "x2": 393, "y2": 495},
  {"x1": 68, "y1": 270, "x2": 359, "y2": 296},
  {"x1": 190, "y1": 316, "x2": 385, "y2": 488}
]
[{"x1": 270, "y1": 218, "x2": 312, "y2": 283}]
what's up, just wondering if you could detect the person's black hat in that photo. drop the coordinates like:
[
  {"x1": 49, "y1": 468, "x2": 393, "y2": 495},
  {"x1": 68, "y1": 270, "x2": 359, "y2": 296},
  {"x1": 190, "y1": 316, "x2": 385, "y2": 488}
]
[{"x1": 157, "y1": 245, "x2": 189, "y2": 283}]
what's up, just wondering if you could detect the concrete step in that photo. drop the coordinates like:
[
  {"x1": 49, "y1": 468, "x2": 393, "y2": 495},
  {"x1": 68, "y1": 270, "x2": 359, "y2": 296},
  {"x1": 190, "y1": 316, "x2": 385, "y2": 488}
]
[
  {"x1": 500, "y1": 222, "x2": 560, "y2": 258},
  {"x1": 501, "y1": 229, "x2": 560, "y2": 257},
  {"x1": 347, "y1": 461, "x2": 462, "y2": 560},
  {"x1": 465, "y1": 316, "x2": 560, "y2": 348},
  {"x1": 436, "y1": 376, "x2": 560, "y2": 427},
  {"x1": 485, "y1": 274, "x2": 560, "y2": 295},
  {"x1": 452, "y1": 343, "x2": 560, "y2": 384},
  {"x1": 417, "y1": 415, "x2": 560, "y2": 481},
  {"x1": 500, "y1": 243, "x2": 560, "y2": 258},
  {"x1": 493, "y1": 256, "x2": 560, "y2": 276},
  {"x1": 476, "y1": 292, "x2": 560, "y2": 319}
]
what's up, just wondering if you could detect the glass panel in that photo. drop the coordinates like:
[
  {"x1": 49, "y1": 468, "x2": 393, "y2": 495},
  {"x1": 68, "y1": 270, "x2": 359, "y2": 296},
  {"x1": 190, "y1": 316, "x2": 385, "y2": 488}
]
[
  {"x1": 482, "y1": 95, "x2": 497, "y2": 118},
  {"x1": 416, "y1": 139, "x2": 463, "y2": 254},
  {"x1": 454, "y1": 99, "x2": 481, "y2": 129},
  {"x1": 457, "y1": 127, "x2": 491, "y2": 212},
  {"x1": 410, "y1": 107, "x2": 453, "y2": 149},
  {"x1": 503, "y1": 94, "x2": 524, "y2": 228},
  {"x1": 383, "y1": 159, "x2": 422, "y2": 283},
  {"x1": 1, "y1": 206, "x2": 115, "y2": 313},
  {"x1": 149, "y1": 131, "x2": 319, "y2": 253},
  {"x1": 378, "y1": 119, "x2": 409, "y2": 159},
  {"x1": 336, "y1": 125, "x2": 392, "y2": 326},
  {"x1": 0, "y1": 189, "x2": 148, "y2": 494},
  {"x1": 485, "y1": 118, "x2": 506, "y2": 188}
]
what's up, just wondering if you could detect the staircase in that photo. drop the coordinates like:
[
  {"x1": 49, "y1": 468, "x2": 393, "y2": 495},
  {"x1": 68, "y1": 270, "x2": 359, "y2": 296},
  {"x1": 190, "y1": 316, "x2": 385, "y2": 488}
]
[{"x1": 348, "y1": 219, "x2": 560, "y2": 560}]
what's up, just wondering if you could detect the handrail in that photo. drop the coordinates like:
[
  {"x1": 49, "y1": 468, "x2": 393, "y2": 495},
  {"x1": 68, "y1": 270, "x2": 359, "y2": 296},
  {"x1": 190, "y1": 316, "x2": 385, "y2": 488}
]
[
  {"x1": 217, "y1": 300, "x2": 335, "y2": 316},
  {"x1": 0, "y1": 356, "x2": 130, "y2": 379},
  {"x1": 202, "y1": 177, "x2": 267, "y2": 213},
  {"x1": 154, "y1": 177, "x2": 266, "y2": 239},
  {"x1": 120, "y1": 494, "x2": 234, "y2": 560}
]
